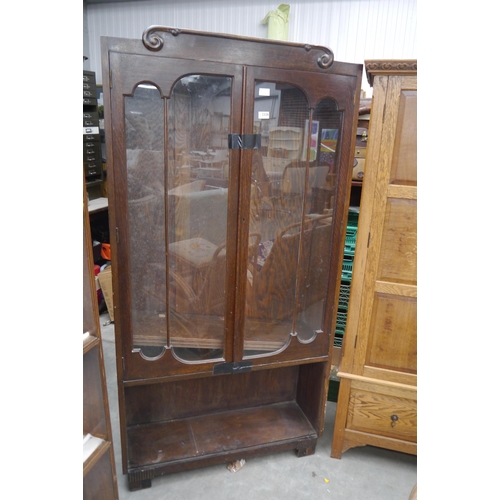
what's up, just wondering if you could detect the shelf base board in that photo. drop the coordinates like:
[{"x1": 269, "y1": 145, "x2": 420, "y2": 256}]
[{"x1": 126, "y1": 401, "x2": 317, "y2": 490}]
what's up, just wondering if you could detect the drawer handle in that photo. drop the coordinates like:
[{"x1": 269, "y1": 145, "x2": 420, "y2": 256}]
[{"x1": 390, "y1": 414, "x2": 399, "y2": 427}]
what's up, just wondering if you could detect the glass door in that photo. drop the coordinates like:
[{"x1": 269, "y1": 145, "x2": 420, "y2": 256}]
[
  {"x1": 109, "y1": 51, "x2": 351, "y2": 374},
  {"x1": 108, "y1": 52, "x2": 243, "y2": 372},
  {"x1": 238, "y1": 72, "x2": 344, "y2": 360},
  {"x1": 166, "y1": 74, "x2": 234, "y2": 363}
]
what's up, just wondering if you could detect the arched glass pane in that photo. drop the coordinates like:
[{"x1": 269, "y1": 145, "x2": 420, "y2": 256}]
[
  {"x1": 295, "y1": 98, "x2": 341, "y2": 342},
  {"x1": 243, "y1": 82, "x2": 309, "y2": 357},
  {"x1": 243, "y1": 89, "x2": 341, "y2": 356},
  {"x1": 167, "y1": 75, "x2": 232, "y2": 362},
  {"x1": 126, "y1": 84, "x2": 167, "y2": 359}
]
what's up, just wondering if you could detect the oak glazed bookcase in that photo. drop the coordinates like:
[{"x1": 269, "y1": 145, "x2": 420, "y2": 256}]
[{"x1": 101, "y1": 27, "x2": 362, "y2": 490}]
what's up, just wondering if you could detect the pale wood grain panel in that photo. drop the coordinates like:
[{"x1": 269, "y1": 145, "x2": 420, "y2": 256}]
[
  {"x1": 337, "y1": 372, "x2": 417, "y2": 392},
  {"x1": 362, "y1": 366, "x2": 417, "y2": 387},
  {"x1": 366, "y1": 292, "x2": 417, "y2": 373},
  {"x1": 347, "y1": 388, "x2": 417, "y2": 441},
  {"x1": 374, "y1": 280, "x2": 417, "y2": 298},
  {"x1": 341, "y1": 428, "x2": 417, "y2": 456},
  {"x1": 390, "y1": 89, "x2": 417, "y2": 185},
  {"x1": 351, "y1": 75, "x2": 405, "y2": 375},
  {"x1": 337, "y1": 76, "x2": 390, "y2": 375},
  {"x1": 377, "y1": 198, "x2": 417, "y2": 285},
  {"x1": 387, "y1": 184, "x2": 416, "y2": 199}
]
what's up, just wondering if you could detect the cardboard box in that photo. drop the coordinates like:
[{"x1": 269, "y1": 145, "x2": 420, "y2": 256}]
[{"x1": 98, "y1": 266, "x2": 114, "y2": 321}]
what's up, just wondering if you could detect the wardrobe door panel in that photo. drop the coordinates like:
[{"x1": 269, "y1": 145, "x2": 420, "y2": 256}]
[
  {"x1": 350, "y1": 73, "x2": 417, "y2": 379},
  {"x1": 366, "y1": 293, "x2": 417, "y2": 372},
  {"x1": 377, "y1": 197, "x2": 417, "y2": 285},
  {"x1": 390, "y1": 89, "x2": 417, "y2": 186}
]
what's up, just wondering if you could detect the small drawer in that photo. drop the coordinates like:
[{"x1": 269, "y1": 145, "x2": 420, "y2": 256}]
[
  {"x1": 84, "y1": 154, "x2": 100, "y2": 163},
  {"x1": 83, "y1": 134, "x2": 100, "y2": 142},
  {"x1": 83, "y1": 97, "x2": 97, "y2": 107},
  {"x1": 83, "y1": 82, "x2": 96, "y2": 91},
  {"x1": 83, "y1": 126, "x2": 99, "y2": 136},
  {"x1": 347, "y1": 388, "x2": 417, "y2": 442},
  {"x1": 83, "y1": 88, "x2": 98, "y2": 99},
  {"x1": 83, "y1": 111, "x2": 99, "y2": 125},
  {"x1": 85, "y1": 163, "x2": 102, "y2": 174},
  {"x1": 83, "y1": 72, "x2": 96, "y2": 85},
  {"x1": 84, "y1": 141, "x2": 100, "y2": 150},
  {"x1": 83, "y1": 118, "x2": 100, "y2": 128},
  {"x1": 83, "y1": 142, "x2": 101, "y2": 157}
]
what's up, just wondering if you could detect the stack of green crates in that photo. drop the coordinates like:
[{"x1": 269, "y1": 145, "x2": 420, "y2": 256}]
[
  {"x1": 329, "y1": 209, "x2": 359, "y2": 402},
  {"x1": 334, "y1": 209, "x2": 359, "y2": 348}
]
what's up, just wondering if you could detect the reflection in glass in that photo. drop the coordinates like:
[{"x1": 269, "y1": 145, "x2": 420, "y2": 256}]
[
  {"x1": 167, "y1": 75, "x2": 232, "y2": 362},
  {"x1": 125, "y1": 77, "x2": 232, "y2": 362},
  {"x1": 243, "y1": 84, "x2": 341, "y2": 357},
  {"x1": 126, "y1": 84, "x2": 167, "y2": 359},
  {"x1": 296, "y1": 98, "x2": 342, "y2": 342}
]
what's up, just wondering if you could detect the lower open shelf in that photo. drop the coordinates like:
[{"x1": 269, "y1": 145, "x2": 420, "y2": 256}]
[{"x1": 126, "y1": 401, "x2": 317, "y2": 486}]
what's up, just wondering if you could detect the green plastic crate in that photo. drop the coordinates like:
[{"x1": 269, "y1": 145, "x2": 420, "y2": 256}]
[
  {"x1": 337, "y1": 283, "x2": 351, "y2": 311},
  {"x1": 344, "y1": 229, "x2": 357, "y2": 253},
  {"x1": 341, "y1": 257, "x2": 354, "y2": 281},
  {"x1": 333, "y1": 334, "x2": 344, "y2": 348},
  {"x1": 347, "y1": 209, "x2": 359, "y2": 225},
  {"x1": 335, "y1": 311, "x2": 347, "y2": 335}
]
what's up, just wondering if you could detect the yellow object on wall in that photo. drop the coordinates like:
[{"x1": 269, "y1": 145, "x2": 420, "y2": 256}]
[{"x1": 261, "y1": 4, "x2": 290, "y2": 40}]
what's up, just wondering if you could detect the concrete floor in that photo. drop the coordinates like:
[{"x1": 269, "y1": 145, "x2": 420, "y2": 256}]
[{"x1": 99, "y1": 312, "x2": 417, "y2": 500}]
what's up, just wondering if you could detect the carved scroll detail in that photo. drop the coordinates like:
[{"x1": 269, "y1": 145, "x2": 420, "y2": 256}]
[
  {"x1": 142, "y1": 25, "x2": 180, "y2": 51},
  {"x1": 317, "y1": 52, "x2": 334, "y2": 69},
  {"x1": 142, "y1": 25, "x2": 334, "y2": 70}
]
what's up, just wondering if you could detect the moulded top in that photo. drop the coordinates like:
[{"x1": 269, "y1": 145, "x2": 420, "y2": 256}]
[
  {"x1": 364, "y1": 59, "x2": 417, "y2": 86},
  {"x1": 101, "y1": 25, "x2": 362, "y2": 77}
]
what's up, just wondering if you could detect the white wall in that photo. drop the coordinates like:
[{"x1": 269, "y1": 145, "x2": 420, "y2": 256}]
[{"x1": 85, "y1": 0, "x2": 417, "y2": 94}]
